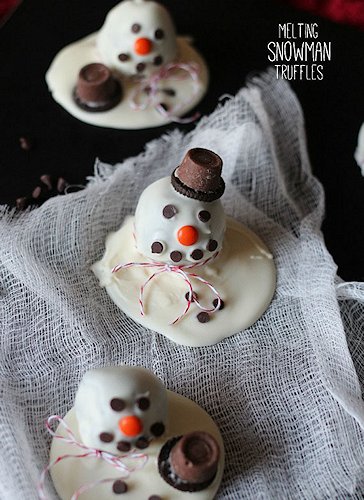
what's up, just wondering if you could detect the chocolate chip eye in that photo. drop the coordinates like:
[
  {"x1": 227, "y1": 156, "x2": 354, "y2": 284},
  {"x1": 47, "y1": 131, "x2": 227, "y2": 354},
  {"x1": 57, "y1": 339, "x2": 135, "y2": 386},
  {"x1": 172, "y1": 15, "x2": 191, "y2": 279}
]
[
  {"x1": 198, "y1": 210, "x2": 211, "y2": 222},
  {"x1": 110, "y1": 398, "x2": 126, "y2": 412},
  {"x1": 118, "y1": 53, "x2": 129, "y2": 62},
  {"x1": 151, "y1": 241, "x2": 163, "y2": 254},
  {"x1": 131, "y1": 23, "x2": 141, "y2": 33},
  {"x1": 207, "y1": 239, "x2": 218, "y2": 252},
  {"x1": 153, "y1": 55, "x2": 163, "y2": 66},
  {"x1": 155, "y1": 28, "x2": 164, "y2": 39},
  {"x1": 150, "y1": 422, "x2": 165, "y2": 437},
  {"x1": 163, "y1": 204, "x2": 177, "y2": 218},
  {"x1": 137, "y1": 397, "x2": 150, "y2": 410}
]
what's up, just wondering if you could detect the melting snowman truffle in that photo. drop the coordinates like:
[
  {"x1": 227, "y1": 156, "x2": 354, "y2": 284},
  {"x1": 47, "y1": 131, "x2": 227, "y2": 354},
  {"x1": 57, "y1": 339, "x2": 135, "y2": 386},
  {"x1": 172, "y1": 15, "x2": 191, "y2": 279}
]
[
  {"x1": 74, "y1": 366, "x2": 167, "y2": 453},
  {"x1": 135, "y1": 148, "x2": 226, "y2": 266}
]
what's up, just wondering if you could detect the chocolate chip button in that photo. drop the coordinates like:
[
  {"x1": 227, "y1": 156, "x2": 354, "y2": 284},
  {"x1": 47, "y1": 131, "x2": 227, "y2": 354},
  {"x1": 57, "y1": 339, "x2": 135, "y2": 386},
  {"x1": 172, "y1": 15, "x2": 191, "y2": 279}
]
[
  {"x1": 112, "y1": 480, "x2": 128, "y2": 494},
  {"x1": 197, "y1": 312, "x2": 210, "y2": 323},
  {"x1": 151, "y1": 241, "x2": 164, "y2": 254},
  {"x1": 117, "y1": 441, "x2": 131, "y2": 452},
  {"x1": 191, "y1": 249, "x2": 203, "y2": 260},
  {"x1": 136, "y1": 62, "x2": 146, "y2": 73},
  {"x1": 213, "y1": 298, "x2": 225, "y2": 310},
  {"x1": 207, "y1": 239, "x2": 218, "y2": 252},
  {"x1": 185, "y1": 291, "x2": 198, "y2": 302},
  {"x1": 170, "y1": 251, "x2": 182, "y2": 262},
  {"x1": 136, "y1": 436, "x2": 150, "y2": 449}
]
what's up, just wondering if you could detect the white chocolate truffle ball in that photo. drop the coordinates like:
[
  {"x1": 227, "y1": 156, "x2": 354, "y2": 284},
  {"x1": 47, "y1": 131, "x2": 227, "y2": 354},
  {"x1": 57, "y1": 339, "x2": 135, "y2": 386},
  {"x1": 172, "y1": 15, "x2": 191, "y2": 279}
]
[
  {"x1": 134, "y1": 177, "x2": 226, "y2": 265},
  {"x1": 74, "y1": 366, "x2": 168, "y2": 454},
  {"x1": 97, "y1": 0, "x2": 178, "y2": 77}
]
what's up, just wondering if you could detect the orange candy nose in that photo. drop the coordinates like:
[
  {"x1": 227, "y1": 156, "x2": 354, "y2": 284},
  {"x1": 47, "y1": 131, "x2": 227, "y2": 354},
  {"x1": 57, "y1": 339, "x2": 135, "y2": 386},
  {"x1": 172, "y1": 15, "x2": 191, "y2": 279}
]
[
  {"x1": 118, "y1": 415, "x2": 143, "y2": 437},
  {"x1": 177, "y1": 225, "x2": 199, "y2": 246},
  {"x1": 134, "y1": 37, "x2": 152, "y2": 55}
]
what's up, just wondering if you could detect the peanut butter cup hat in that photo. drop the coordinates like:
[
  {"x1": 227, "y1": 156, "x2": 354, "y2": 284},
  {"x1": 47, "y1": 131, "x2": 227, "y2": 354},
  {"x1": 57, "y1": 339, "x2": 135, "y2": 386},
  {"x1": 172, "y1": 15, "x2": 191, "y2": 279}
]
[{"x1": 171, "y1": 148, "x2": 225, "y2": 202}]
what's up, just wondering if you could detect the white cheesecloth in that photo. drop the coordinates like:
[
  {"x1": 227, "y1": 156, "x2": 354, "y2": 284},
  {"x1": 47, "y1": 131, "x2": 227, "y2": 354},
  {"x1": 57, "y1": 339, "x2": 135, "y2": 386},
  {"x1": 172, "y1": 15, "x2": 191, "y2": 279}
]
[{"x1": 1, "y1": 69, "x2": 364, "y2": 499}]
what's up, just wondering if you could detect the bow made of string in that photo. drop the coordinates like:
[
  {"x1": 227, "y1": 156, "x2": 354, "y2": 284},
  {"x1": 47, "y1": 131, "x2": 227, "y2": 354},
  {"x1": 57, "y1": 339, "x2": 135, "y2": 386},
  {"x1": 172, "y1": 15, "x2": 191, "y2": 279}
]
[
  {"x1": 38, "y1": 415, "x2": 147, "y2": 500},
  {"x1": 129, "y1": 61, "x2": 201, "y2": 124},
  {"x1": 112, "y1": 251, "x2": 221, "y2": 324}
]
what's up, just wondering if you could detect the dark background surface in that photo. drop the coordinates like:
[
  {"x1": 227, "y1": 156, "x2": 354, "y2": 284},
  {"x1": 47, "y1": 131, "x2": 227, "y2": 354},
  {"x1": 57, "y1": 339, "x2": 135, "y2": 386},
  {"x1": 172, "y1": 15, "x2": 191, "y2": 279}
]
[{"x1": 0, "y1": 0, "x2": 363, "y2": 281}]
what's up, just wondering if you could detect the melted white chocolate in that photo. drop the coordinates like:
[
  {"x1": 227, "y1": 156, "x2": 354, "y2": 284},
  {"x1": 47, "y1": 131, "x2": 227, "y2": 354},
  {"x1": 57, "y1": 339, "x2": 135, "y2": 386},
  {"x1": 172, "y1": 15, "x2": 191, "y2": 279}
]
[
  {"x1": 92, "y1": 216, "x2": 276, "y2": 347},
  {"x1": 50, "y1": 390, "x2": 224, "y2": 500}
]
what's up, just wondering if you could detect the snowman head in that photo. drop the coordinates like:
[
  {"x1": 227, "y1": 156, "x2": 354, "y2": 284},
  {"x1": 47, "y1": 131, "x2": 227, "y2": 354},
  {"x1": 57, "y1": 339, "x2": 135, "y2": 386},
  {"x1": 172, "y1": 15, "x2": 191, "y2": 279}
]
[
  {"x1": 134, "y1": 148, "x2": 226, "y2": 266},
  {"x1": 74, "y1": 366, "x2": 168, "y2": 454},
  {"x1": 97, "y1": 0, "x2": 178, "y2": 77}
]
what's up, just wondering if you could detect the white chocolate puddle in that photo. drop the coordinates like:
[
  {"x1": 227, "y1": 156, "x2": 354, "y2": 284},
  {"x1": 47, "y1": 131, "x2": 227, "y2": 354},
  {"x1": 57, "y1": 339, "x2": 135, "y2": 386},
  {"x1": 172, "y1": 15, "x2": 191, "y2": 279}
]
[
  {"x1": 92, "y1": 216, "x2": 276, "y2": 346},
  {"x1": 50, "y1": 391, "x2": 224, "y2": 500},
  {"x1": 45, "y1": 35, "x2": 208, "y2": 129}
]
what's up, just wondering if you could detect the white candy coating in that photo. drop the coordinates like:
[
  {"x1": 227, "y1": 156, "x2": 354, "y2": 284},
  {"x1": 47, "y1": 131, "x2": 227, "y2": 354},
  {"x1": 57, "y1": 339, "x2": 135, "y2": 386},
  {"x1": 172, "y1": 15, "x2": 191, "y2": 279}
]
[
  {"x1": 74, "y1": 366, "x2": 168, "y2": 454},
  {"x1": 134, "y1": 177, "x2": 226, "y2": 265},
  {"x1": 97, "y1": 0, "x2": 178, "y2": 77}
]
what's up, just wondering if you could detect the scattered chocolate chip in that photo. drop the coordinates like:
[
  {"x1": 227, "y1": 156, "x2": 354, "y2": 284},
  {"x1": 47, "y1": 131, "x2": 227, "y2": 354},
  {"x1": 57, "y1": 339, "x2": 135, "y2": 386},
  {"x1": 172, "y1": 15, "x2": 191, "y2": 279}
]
[
  {"x1": 149, "y1": 496, "x2": 162, "y2": 500},
  {"x1": 153, "y1": 55, "x2": 163, "y2": 66},
  {"x1": 56, "y1": 177, "x2": 69, "y2": 193},
  {"x1": 136, "y1": 62, "x2": 146, "y2": 73},
  {"x1": 131, "y1": 23, "x2": 141, "y2": 33},
  {"x1": 112, "y1": 479, "x2": 128, "y2": 494},
  {"x1": 154, "y1": 28, "x2": 164, "y2": 39},
  {"x1": 118, "y1": 53, "x2": 129, "y2": 62},
  {"x1": 170, "y1": 251, "x2": 182, "y2": 262},
  {"x1": 19, "y1": 136, "x2": 32, "y2": 151},
  {"x1": 207, "y1": 239, "x2": 218, "y2": 252},
  {"x1": 198, "y1": 210, "x2": 211, "y2": 223},
  {"x1": 110, "y1": 398, "x2": 126, "y2": 412},
  {"x1": 159, "y1": 102, "x2": 168, "y2": 112},
  {"x1": 40, "y1": 174, "x2": 52, "y2": 191},
  {"x1": 197, "y1": 312, "x2": 210, "y2": 323},
  {"x1": 185, "y1": 291, "x2": 198, "y2": 302},
  {"x1": 150, "y1": 422, "x2": 165, "y2": 437},
  {"x1": 151, "y1": 241, "x2": 163, "y2": 254},
  {"x1": 136, "y1": 397, "x2": 150, "y2": 411},
  {"x1": 15, "y1": 197, "x2": 29, "y2": 210},
  {"x1": 117, "y1": 441, "x2": 131, "y2": 452},
  {"x1": 32, "y1": 186, "x2": 42, "y2": 199},
  {"x1": 135, "y1": 436, "x2": 149, "y2": 449},
  {"x1": 191, "y1": 249, "x2": 203, "y2": 260},
  {"x1": 162, "y1": 88, "x2": 176, "y2": 97},
  {"x1": 99, "y1": 432, "x2": 114, "y2": 443},
  {"x1": 162, "y1": 204, "x2": 177, "y2": 219},
  {"x1": 213, "y1": 298, "x2": 225, "y2": 310}
]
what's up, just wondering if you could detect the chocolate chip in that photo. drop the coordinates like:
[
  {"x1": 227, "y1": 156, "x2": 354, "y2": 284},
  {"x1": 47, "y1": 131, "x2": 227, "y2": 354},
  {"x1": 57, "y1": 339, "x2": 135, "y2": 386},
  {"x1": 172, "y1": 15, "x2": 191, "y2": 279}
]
[
  {"x1": 19, "y1": 136, "x2": 32, "y2": 151},
  {"x1": 110, "y1": 398, "x2": 126, "y2": 411},
  {"x1": 117, "y1": 441, "x2": 131, "y2": 452},
  {"x1": 151, "y1": 241, "x2": 163, "y2": 254},
  {"x1": 191, "y1": 249, "x2": 203, "y2": 260},
  {"x1": 198, "y1": 210, "x2": 211, "y2": 222},
  {"x1": 213, "y1": 298, "x2": 225, "y2": 310},
  {"x1": 32, "y1": 186, "x2": 42, "y2": 199},
  {"x1": 170, "y1": 251, "x2": 182, "y2": 262},
  {"x1": 135, "y1": 436, "x2": 149, "y2": 449},
  {"x1": 137, "y1": 397, "x2": 150, "y2": 410},
  {"x1": 162, "y1": 204, "x2": 177, "y2": 219},
  {"x1": 197, "y1": 312, "x2": 210, "y2": 323},
  {"x1": 131, "y1": 23, "x2": 141, "y2": 33},
  {"x1": 153, "y1": 55, "x2": 163, "y2": 66},
  {"x1": 40, "y1": 174, "x2": 52, "y2": 191},
  {"x1": 207, "y1": 239, "x2": 218, "y2": 252},
  {"x1": 154, "y1": 28, "x2": 164, "y2": 39},
  {"x1": 150, "y1": 422, "x2": 165, "y2": 437},
  {"x1": 118, "y1": 53, "x2": 129, "y2": 62},
  {"x1": 15, "y1": 197, "x2": 28, "y2": 210},
  {"x1": 185, "y1": 291, "x2": 198, "y2": 302},
  {"x1": 99, "y1": 432, "x2": 114, "y2": 443},
  {"x1": 149, "y1": 496, "x2": 162, "y2": 500},
  {"x1": 136, "y1": 62, "x2": 146, "y2": 73},
  {"x1": 162, "y1": 88, "x2": 176, "y2": 97},
  {"x1": 112, "y1": 480, "x2": 128, "y2": 494}
]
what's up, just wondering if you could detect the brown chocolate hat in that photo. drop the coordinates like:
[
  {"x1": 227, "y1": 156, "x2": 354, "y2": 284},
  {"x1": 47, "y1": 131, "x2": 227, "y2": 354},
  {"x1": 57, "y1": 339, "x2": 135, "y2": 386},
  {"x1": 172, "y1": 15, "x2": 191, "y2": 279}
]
[
  {"x1": 171, "y1": 148, "x2": 225, "y2": 202},
  {"x1": 73, "y1": 63, "x2": 122, "y2": 112}
]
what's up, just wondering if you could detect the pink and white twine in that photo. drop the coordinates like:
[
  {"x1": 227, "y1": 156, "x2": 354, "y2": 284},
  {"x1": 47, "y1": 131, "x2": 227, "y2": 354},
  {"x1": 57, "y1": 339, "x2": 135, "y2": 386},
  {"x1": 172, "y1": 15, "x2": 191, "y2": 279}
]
[
  {"x1": 129, "y1": 61, "x2": 201, "y2": 123},
  {"x1": 38, "y1": 415, "x2": 147, "y2": 500},
  {"x1": 112, "y1": 252, "x2": 222, "y2": 324}
]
